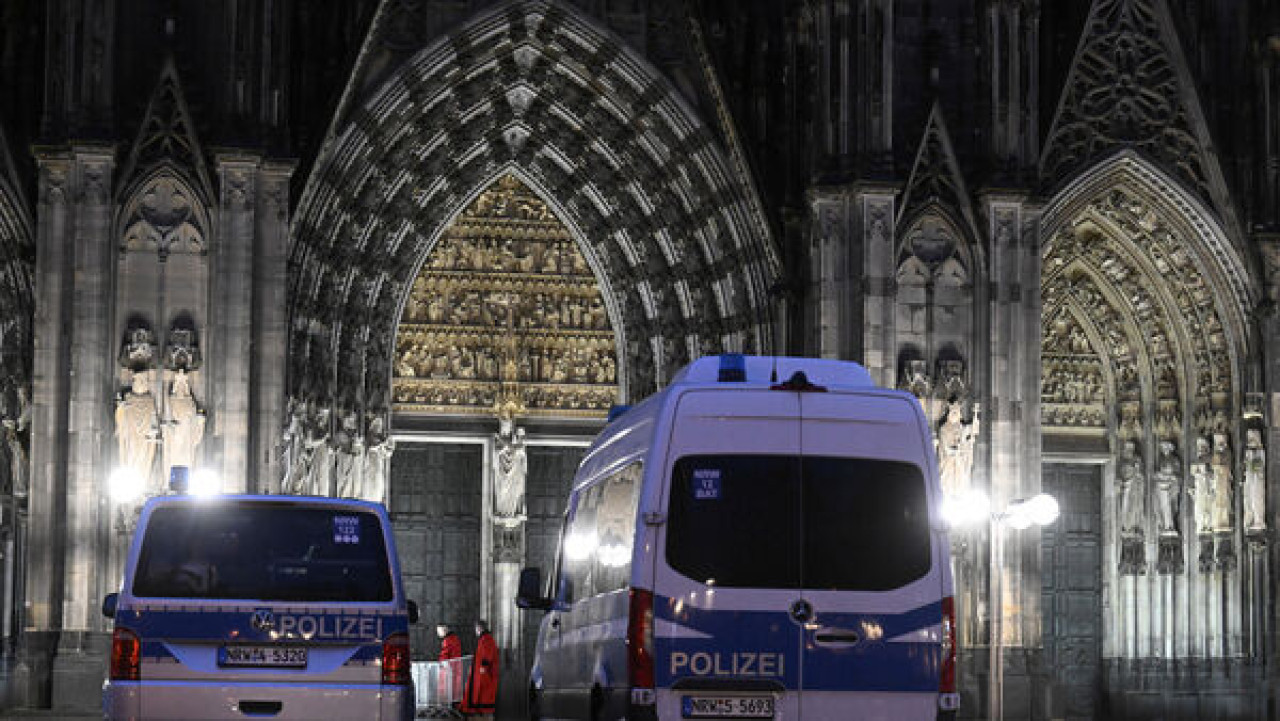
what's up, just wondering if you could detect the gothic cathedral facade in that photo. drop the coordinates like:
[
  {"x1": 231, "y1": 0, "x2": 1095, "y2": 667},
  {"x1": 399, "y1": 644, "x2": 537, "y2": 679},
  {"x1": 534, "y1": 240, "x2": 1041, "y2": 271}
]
[{"x1": 0, "y1": 1, "x2": 1277, "y2": 718}]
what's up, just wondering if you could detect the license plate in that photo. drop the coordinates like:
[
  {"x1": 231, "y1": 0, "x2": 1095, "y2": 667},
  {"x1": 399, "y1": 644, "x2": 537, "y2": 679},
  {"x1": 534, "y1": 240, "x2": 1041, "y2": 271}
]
[
  {"x1": 682, "y1": 695, "x2": 775, "y2": 719},
  {"x1": 218, "y1": 645, "x2": 308, "y2": 668}
]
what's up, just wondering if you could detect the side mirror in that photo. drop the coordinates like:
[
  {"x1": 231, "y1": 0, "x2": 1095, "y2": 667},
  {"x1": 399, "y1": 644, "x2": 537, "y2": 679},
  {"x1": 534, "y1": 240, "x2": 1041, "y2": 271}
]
[
  {"x1": 407, "y1": 600, "x2": 420, "y2": 624},
  {"x1": 102, "y1": 593, "x2": 118, "y2": 619},
  {"x1": 515, "y1": 567, "x2": 551, "y2": 611}
]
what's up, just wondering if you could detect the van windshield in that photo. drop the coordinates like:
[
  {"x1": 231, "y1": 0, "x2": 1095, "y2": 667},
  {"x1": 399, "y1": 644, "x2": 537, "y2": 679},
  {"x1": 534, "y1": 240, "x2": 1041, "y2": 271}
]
[
  {"x1": 666, "y1": 455, "x2": 932, "y2": 591},
  {"x1": 132, "y1": 503, "x2": 394, "y2": 602}
]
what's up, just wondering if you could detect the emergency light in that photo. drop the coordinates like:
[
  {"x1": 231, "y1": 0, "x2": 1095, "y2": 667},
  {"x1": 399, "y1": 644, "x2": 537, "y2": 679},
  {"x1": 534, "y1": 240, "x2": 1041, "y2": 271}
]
[{"x1": 169, "y1": 466, "x2": 190, "y2": 494}]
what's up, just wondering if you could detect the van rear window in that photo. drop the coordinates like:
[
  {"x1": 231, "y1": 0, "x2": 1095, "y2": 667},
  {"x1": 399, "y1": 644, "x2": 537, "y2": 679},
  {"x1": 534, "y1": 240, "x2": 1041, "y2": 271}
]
[
  {"x1": 132, "y1": 503, "x2": 393, "y2": 602},
  {"x1": 666, "y1": 455, "x2": 932, "y2": 591}
]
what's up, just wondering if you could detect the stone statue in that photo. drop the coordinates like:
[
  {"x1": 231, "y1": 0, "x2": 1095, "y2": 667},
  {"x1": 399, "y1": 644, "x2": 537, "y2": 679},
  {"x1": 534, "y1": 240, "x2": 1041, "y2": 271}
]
[
  {"x1": 162, "y1": 371, "x2": 205, "y2": 480},
  {"x1": 1117, "y1": 440, "x2": 1145, "y2": 539},
  {"x1": 1, "y1": 386, "x2": 29, "y2": 498},
  {"x1": 115, "y1": 372, "x2": 159, "y2": 492},
  {"x1": 1242, "y1": 429, "x2": 1266, "y2": 533},
  {"x1": 936, "y1": 401, "x2": 979, "y2": 498},
  {"x1": 493, "y1": 417, "x2": 527, "y2": 524},
  {"x1": 298, "y1": 406, "x2": 332, "y2": 497},
  {"x1": 1153, "y1": 440, "x2": 1182, "y2": 538},
  {"x1": 362, "y1": 415, "x2": 393, "y2": 504},
  {"x1": 1188, "y1": 436, "x2": 1213, "y2": 535},
  {"x1": 1210, "y1": 433, "x2": 1233, "y2": 533},
  {"x1": 278, "y1": 399, "x2": 304, "y2": 493},
  {"x1": 334, "y1": 411, "x2": 363, "y2": 499}
]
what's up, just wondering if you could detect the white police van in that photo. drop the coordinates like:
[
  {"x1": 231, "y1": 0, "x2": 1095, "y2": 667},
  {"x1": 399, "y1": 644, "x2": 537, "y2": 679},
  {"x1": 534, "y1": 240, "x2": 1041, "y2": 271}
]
[
  {"x1": 517, "y1": 355, "x2": 957, "y2": 721},
  {"x1": 102, "y1": 495, "x2": 418, "y2": 720}
]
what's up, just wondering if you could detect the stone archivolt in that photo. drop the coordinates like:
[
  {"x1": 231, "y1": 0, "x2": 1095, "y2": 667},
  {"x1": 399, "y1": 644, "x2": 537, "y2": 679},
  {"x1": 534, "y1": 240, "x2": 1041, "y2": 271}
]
[
  {"x1": 393, "y1": 175, "x2": 619, "y2": 418},
  {"x1": 290, "y1": 1, "x2": 779, "y2": 421}
]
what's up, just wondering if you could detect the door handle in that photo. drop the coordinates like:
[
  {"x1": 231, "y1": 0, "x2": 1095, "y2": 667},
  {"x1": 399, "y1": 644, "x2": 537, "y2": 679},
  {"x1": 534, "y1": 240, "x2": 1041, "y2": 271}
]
[{"x1": 814, "y1": 631, "x2": 861, "y2": 645}]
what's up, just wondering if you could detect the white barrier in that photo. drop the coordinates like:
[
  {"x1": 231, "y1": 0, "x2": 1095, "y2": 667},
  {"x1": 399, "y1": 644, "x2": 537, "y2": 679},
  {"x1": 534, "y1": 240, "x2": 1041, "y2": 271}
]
[{"x1": 412, "y1": 656, "x2": 473, "y2": 715}]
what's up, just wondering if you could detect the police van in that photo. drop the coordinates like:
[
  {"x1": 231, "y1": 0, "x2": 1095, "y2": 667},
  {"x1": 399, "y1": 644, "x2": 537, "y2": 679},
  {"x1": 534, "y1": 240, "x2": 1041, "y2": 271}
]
[
  {"x1": 102, "y1": 495, "x2": 418, "y2": 720},
  {"x1": 517, "y1": 355, "x2": 957, "y2": 721}
]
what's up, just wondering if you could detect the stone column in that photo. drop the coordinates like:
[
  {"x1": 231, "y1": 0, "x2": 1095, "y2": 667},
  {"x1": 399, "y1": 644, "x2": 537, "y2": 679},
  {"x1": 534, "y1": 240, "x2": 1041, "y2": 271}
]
[
  {"x1": 20, "y1": 151, "x2": 73, "y2": 708},
  {"x1": 49, "y1": 143, "x2": 116, "y2": 710},
  {"x1": 981, "y1": 193, "x2": 1043, "y2": 720},
  {"x1": 855, "y1": 186, "x2": 896, "y2": 383},
  {"x1": 210, "y1": 155, "x2": 259, "y2": 492},
  {"x1": 806, "y1": 186, "x2": 853, "y2": 359},
  {"x1": 252, "y1": 162, "x2": 294, "y2": 492},
  {"x1": 1259, "y1": 237, "x2": 1280, "y2": 671}
]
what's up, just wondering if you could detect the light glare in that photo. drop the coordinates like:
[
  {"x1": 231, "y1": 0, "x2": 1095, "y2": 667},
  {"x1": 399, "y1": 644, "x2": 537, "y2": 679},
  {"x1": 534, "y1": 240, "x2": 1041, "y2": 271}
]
[
  {"x1": 189, "y1": 468, "x2": 222, "y2": 496},
  {"x1": 108, "y1": 467, "x2": 145, "y2": 504}
]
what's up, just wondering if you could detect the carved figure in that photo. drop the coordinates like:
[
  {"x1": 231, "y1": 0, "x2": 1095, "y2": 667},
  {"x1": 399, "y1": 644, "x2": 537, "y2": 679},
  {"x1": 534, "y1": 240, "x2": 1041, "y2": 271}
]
[
  {"x1": 1188, "y1": 436, "x2": 1213, "y2": 535},
  {"x1": 1152, "y1": 440, "x2": 1181, "y2": 538},
  {"x1": 1117, "y1": 440, "x2": 1144, "y2": 539},
  {"x1": 278, "y1": 400, "x2": 304, "y2": 493},
  {"x1": 362, "y1": 416, "x2": 393, "y2": 504},
  {"x1": 116, "y1": 372, "x2": 159, "y2": 493},
  {"x1": 299, "y1": 406, "x2": 332, "y2": 497},
  {"x1": 162, "y1": 371, "x2": 206, "y2": 479},
  {"x1": 1210, "y1": 433, "x2": 1234, "y2": 533},
  {"x1": 334, "y1": 412, "x2": 363, "y2": 499},
  {"x1": 1, "y1": 386, "x2": 29, "y2": 497},
  {"x1": 936, "y1": 401, "x2": 979, "y2": 498},
  {"x1": 1242, "y1": 429, "x2": 1266, "y2": 533},
  {"x1": 492, "y1": 418, "x2": 527, "y2": 524}
]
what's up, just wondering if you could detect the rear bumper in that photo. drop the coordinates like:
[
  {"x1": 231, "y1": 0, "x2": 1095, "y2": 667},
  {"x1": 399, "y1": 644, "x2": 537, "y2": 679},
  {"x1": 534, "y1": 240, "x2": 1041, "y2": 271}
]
[{"x1": 103, "y1": 680, "x2": 413, "y2": 721}]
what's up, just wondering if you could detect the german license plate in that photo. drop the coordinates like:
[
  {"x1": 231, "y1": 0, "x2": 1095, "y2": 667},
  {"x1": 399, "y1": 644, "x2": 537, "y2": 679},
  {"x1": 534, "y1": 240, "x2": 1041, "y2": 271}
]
[
  {"x1": 682, "y1": 695, "x2": 775, "y2": 718},
  {"x1": 218, "y1": 645, "x2": 308, "y2": 668}
]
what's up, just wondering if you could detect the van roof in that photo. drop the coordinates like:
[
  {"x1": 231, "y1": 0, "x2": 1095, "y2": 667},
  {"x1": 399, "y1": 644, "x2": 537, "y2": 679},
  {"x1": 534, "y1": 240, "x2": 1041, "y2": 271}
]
[
  {"x1": 142, "y1": 494, "x2": 388, "y2": 514},
  {"x1": 668, "y1": 355, "x2": 876, "y2": 389}
]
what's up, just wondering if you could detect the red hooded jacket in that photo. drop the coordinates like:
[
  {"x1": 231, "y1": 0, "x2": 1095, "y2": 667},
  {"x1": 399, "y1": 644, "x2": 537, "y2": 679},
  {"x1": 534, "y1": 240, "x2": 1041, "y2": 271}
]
[{"x1": 462, "y1": 631, "x2": 499, "y2": 714}]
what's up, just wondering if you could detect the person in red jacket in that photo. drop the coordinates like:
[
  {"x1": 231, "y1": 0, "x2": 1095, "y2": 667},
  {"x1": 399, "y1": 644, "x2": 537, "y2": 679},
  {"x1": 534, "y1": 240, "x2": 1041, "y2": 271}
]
[
  {"x1": 436, "y1": 624, "x2": 463, "y2": 704},
  {"x1": 462, "y1": 620, "x2": 499, "y2": 719}
]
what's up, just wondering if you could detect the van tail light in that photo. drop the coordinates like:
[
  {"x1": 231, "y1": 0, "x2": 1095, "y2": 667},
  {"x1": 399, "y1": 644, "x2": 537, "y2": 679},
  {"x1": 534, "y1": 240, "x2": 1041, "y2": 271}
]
[
  {"x1": 627, "y1": 588, "x2": 655, "y2": 690},
  {"x1": 938, "y1": 595, "x2": 960, "y2": 711},
  {"x1": 382, "y1": 633, "x2": 411, "y2": 685},
  {"x1": 110, "y1": 627, "x2": 140, "y2": 681}
]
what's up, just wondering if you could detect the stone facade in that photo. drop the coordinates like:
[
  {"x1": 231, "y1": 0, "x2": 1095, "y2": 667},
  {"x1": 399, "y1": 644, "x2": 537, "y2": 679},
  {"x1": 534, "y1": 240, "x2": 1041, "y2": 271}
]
[{"x1": 0, "y1": 0, "x2": 1276, "y2": 718}]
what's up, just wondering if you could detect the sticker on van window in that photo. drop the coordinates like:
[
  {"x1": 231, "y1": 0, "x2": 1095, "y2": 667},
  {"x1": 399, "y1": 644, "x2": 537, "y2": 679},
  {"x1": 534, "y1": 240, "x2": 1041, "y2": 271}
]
[
  {"x1": 692, "y1": 468, "x2": 721, "y2": 500},
  {"x1": 333, "y1": 516, "x2": 361, "y2": 544}
]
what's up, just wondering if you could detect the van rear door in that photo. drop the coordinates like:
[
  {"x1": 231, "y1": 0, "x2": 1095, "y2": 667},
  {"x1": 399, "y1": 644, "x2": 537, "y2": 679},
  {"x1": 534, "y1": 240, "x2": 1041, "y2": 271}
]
[
  {"x1": 797, "y1": 391, "x2": 943, "y2": 720},
  {"x1": 124, "y1": 501, "x2": 401, "y2": 717},
  {"x1": 654, "y1": 389, "x2": 803, "y2": 721}
]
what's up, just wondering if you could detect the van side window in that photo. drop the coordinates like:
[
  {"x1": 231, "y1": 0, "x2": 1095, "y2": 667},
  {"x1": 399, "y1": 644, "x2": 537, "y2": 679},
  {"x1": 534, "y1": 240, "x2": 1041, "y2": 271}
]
[{"x1": 557, "y1": 462, "x2": 643, "y2": 604}]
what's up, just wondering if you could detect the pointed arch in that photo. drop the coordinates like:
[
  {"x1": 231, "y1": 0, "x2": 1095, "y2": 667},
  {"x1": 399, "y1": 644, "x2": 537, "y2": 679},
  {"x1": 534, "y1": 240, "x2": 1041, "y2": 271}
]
[{"x1": 289, "y1": 0, "x2": 781, "y2": 420}]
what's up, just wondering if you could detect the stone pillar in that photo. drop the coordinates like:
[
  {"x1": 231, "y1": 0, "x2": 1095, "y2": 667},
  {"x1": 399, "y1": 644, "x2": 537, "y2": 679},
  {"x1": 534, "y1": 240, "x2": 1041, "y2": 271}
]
[
  {"x1": 211, "y1": 155, "x2": 259, "y2": 492},
  {"x1": 806, "y1": 186, "x2": 853, "y2": 359},
  {"x1": 20, "y1": 152, "x2": 73, "y2": 708},
  {"x1": 252, "y1": 162, "x2": 294, "y2": 492},
  {"x1": 1259, "y1": 237, "x2": 1280, "y2": 671},
  {"x1": 48, "y1": 143, "x2": 116, "y2": 710},
  {"x1": 856, "y1": 186, "x2": 896, "y2": 383},
  {"x1": 981, "y1": 193, "x2": 1043, "y2": 719}
]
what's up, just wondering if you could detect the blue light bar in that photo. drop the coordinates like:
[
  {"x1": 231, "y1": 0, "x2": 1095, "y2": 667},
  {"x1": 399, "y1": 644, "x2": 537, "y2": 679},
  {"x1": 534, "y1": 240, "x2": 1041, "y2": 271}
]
[
  {"x1": 607, "y1": 404, "x2": 632, "y2": 422},
  {"x1": 169, "y1": 465, "x2": 190, "y2": 494},
  {"x1": 717, "y1": 353, "x2": 747, "y2": 382}
]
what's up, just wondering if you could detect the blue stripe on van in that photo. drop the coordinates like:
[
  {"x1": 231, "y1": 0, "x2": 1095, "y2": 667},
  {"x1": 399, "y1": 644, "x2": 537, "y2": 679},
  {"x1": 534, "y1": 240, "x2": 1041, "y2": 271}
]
[
  {"x1": 117, "y1": 608, "x2": 407, "y2": 644},
  {"x1": 654, "y1": 596, "x2": 941, "y2": 693}
]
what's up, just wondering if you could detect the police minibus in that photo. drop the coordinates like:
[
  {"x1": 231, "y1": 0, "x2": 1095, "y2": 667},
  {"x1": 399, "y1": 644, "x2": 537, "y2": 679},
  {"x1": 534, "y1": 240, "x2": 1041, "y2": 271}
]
[
  {"x1": 517, "y1": 355, "x2": 958, "y2": 721},
  {"x1": 102, "y1": 494, "x2": 418, "y2": 720}
]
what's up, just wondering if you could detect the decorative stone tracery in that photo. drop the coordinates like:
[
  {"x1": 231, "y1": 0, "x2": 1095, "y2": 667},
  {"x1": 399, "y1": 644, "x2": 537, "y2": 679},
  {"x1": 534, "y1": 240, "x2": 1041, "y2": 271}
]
[{"x1": 289, "y1": 0, "x2": 779, "y2": 429}]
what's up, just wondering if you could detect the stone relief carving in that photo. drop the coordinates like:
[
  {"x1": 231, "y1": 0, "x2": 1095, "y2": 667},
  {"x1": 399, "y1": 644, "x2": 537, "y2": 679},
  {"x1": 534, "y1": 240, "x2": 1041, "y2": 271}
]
[
  {"x1": 0, "y1": 385, "x2": 29, "y2": 498},
  {"x1": 120, "y1": 326, "x2": 159, "y2": 373},
  {"x1": 165, "y1": 327, "x2": 202, "y2": 371},
  {"x1": 1154, "y1": 440, "x2": 1183, "y2": 574},
  {"x1": 1211, "y1": 433, "x2": 1237, "y2": 570},
  {"x1": 392, "y1": 175, "x2": 619, "y2": 418},
  {"x1": 1242, "y1": 429, "x2": 1266, "y2": 535},
  {"x1": 361, "y1": 415, "x2": 392, "y2": 504}
]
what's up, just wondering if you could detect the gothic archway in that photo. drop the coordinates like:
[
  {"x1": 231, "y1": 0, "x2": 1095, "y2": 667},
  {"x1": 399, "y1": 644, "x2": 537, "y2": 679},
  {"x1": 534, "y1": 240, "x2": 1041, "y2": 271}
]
[
  {"x1": 288, "y1": 0, "x2": 780, "y2": 431},
  {"x1": 1039, "y1": 151, "x2": 1263, "y2": 695}
]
